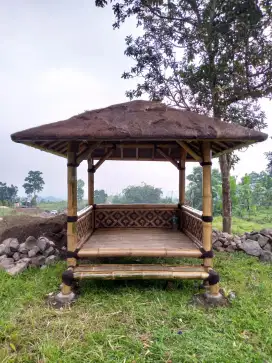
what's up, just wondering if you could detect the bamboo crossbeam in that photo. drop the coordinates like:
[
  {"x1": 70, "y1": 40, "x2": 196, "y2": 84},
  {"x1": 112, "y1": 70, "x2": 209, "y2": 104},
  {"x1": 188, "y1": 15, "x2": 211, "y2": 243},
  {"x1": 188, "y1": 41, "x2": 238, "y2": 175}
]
[
  {"x1": 75, "y1": 264, "x2": 207, "y2": 272},
  {"x1": 156, "y1": 146, "x2": 179, "y2": 169},
  {"x1": 176, "y1": 140, "x2": 202, "y2": 161},
  {"x1": 73, "y1": 264, "x2": 209, "y2": 280},
  {"x1": 94, "y1": 147, "x2": 115, "y2": 170},
  {"x1": 77, "y1": 248, "x2": 202, "y2": 258},
  {"x1": 76, "y1": 142, "x2": 102, "y2": 164},
  {"x1": 95, "y1": 204, "x2": 178, "y2": 210}
]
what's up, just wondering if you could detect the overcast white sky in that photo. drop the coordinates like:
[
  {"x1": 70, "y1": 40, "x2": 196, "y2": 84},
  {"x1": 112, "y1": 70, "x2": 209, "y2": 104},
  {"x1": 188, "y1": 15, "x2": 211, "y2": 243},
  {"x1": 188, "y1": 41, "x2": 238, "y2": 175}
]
[{"x1": 1, "y1": 1, "x2": 271, "y2": 199}]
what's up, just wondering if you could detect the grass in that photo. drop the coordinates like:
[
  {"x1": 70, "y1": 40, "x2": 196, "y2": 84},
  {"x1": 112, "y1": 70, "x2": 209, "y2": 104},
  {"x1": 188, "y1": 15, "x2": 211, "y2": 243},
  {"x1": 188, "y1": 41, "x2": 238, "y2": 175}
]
[
  {"x1": 0, "y1": 254, "x2": 272, "y2": 362},
  {"x1": 213, "y1": 216, "x2": 272, "y2": 235},
  {"x1": 0, "y1": 207, "x2": 14, "y2": 217}
]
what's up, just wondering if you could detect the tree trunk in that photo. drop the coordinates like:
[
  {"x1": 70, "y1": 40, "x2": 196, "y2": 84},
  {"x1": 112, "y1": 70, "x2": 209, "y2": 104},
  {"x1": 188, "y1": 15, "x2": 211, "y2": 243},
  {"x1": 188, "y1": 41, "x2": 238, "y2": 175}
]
[{"x1": 219, "y1": 154, "x2": 232, "y2": 233}]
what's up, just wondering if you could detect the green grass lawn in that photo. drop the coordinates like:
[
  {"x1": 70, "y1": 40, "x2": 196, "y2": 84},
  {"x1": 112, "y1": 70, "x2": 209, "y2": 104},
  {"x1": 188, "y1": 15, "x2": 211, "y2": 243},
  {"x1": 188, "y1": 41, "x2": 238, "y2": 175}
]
[
  {"x1": 213, "y1": 216, "x2": 272, "y2": 235},
  {"x1": 0, "y1": 254, "x2": 272, "y2": 363}
]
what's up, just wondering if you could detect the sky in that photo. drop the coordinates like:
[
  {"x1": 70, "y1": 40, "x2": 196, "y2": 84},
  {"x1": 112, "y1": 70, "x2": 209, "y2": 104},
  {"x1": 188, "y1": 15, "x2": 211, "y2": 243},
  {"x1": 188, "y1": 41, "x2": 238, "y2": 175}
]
[{"x1": 0, "y1": 1, "x2": 271, "y2": 199}]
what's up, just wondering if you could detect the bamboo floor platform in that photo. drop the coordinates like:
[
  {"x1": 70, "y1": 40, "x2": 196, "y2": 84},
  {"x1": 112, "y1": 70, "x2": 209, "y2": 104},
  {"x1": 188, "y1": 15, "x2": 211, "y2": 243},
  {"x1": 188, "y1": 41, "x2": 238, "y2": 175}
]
[
  {"x1": 77, "y1": 228, "x2": 202, "y2": 258},
  {"x1": 73, "y1": 264, "x2": 209, "y2": 280}
]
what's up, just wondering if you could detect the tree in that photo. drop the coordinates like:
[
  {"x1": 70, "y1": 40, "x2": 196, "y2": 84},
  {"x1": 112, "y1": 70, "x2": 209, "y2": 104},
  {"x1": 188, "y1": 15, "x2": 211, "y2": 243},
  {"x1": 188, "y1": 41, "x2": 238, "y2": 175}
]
[
  {"x1": 0, "y1": 182, "x2": 18, "y2": 206},
  {"x1": 22, "y1": 171, "x2": 44, "y2": 203},
  {"x1": 77, "y1": 179, "x2": 85, "y2": 202},
  {"x1": 96, "y1": 0, "x2": 271, "y2": 233},
  {"x1": 94, "y1": 189, "x2": 108, "y2": 204},
  {"x1": 266, "y1": 151, "x2": 272, "y2": 176},
  {"x1": 123, "y1": 182, "x2": 162, "y2": 203}
]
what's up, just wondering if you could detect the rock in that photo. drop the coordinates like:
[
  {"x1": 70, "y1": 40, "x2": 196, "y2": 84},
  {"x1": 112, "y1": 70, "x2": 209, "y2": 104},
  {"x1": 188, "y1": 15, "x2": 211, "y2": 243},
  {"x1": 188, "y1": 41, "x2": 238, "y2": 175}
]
[
  {"x1": 247, "y1": 233, "x2": 259, "y2": 242},
  {"x1": 260, "y1": 228, "x2": 272, "y2": 237},
  {"x1": 44, "y1": 246, "x2": 55, "y2": 257},
  {"x1": 7, "y1": 261, "x2": 28, "y2": 275},
  {"x1": 233, "y1": 237, "x2": 241, "y2": 244},
  {"x1": 9, "y1": 238, "x2": 19, "y2": 252},
  {"x1": 30, "y1": 256, "x2": 46, "y2": 267},
  {"x1": 37, "y1": 237, "x2": 50, "y2": 252},
  {"x1": 218, "y1": 237, "x2": 227, "y2": 244},
  {"x1": 213, "y1": 240, "x2": 223, "y2": 248},
  {"x1": 257, "y1": 235, "x2": 269, "y2": 248},
  {"x1": 45, "y1": 255, "x2": 59, "y2": 265},
  {"x1": 259, "y1": 251, "x2": 272, "y2": 263},
  {"x1": 28, "y1": 246, "x2": 40, "y2": 258},
  {"x1": 25, "y1": 236, "x2": 37, "y2": 250},
  {"x1": 19, "y1": 243, "x2": 28, "y2": 254},
  {"x1": 61, "y1": 246, "x2": 66, "y2": 251},
  {"x1": 0, "y1": 244, "x2": 5, "y2": 255},
  {"x1": 222, "y1": 232, "x2": 232, "y2": 240},
  {"x1": 0, "y1": 254, "x2": 8, "y2": 262},
  {"x1": 225, "y1": 245, "x2": 236, "y2": 252},
  {"x1": 214, "y1": 246, "x2": 225, "y2": 252},
  {"x1": 230, "y1": 241, "x2": 237, "y2": 247},
  {"x1": 0, "y1": 257, "x2": 15, "y2": 270},
  {"x1": 241, "y1": 239, "x2": 263, "y2": 257},
  {"x1": 48, "y1": 240, "x2": 55, "y2": 247},
  {"x1": 263, "y1": 243, "x2": 272, "y2": 252},
  {"x1": 13, "y1": 252, "x2": 20, "y2": 261},
  {"x1": 19, "y1": 253, "x2": 29, "y2": 259},
  {"x1": 20, "y1": 257, "x2": 31, "y2": 265}
]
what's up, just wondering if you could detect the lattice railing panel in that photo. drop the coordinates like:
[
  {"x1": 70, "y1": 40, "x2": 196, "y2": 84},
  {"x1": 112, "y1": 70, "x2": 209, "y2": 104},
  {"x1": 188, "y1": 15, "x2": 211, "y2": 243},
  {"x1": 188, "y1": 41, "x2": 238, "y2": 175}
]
[
  {"x1": 77, "y1": 206, "x2": 93, "y2": 242},
  {"x1": 95, "y1": 208, "x2": 177, "y2": 228},
  {"x1": 181, "y1": 207, "x2": 202, "y2": 245}
]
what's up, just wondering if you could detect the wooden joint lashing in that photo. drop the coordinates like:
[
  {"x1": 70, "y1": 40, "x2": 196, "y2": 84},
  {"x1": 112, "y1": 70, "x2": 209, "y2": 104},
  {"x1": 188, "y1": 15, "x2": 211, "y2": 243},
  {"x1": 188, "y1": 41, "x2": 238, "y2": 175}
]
[
  {"x1": 201, "y1": 215, "x2": 213, "y2": 222},
  {"x1": 205, "y1": 270, "x2": 220, "y2": 286},
  {"x1": 200, "y1": 161, "x2": 212, "y2": 166},
  {"x1": 87, "y1": 166, "x2": 96, "y2": 173},
  {"x1": 62, "y1": 269, "x2": 75, "y2": 286},
  {"x1": 66, "y1": 248, "x2": 80, "y2": 259},
  {"x1": 199, "y1": 248, "x2": 214, "y2": 259},
  {"x1": 67, "y1": 216, "x2": 78, "y2": 223},
  {"x1": 67, "y1": 162, "x2": 79, "y2": 167},
  {"x1": 177, "y1": 203, "x2": 184, "y2": 209}
]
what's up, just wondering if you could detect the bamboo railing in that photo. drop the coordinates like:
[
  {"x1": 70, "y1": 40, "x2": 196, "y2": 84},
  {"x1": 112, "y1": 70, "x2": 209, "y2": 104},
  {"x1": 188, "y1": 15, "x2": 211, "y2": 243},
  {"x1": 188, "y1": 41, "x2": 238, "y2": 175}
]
[
  {"x1": 77, "y1": 205, "x2": 94, "y2": 246},
  {"x1": 181, "y1": 205, "x2": 203, "y2": 246}
]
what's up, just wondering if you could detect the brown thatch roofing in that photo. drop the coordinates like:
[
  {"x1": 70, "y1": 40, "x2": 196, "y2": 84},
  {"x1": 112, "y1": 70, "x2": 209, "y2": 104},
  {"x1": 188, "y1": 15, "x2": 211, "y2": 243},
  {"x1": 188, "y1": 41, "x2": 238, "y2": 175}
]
[{"x1": 11, "y1": 100, "x2": 267, "y2": 162}]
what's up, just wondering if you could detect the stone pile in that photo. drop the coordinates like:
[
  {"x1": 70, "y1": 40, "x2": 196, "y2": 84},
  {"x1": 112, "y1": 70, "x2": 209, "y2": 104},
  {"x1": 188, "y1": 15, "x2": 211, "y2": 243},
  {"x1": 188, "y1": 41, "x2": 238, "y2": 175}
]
[
  {"x1": 212, "y1": 228, "x2": 272, "y2": 262},
  {"x1": 0, "y1": 236, "x2": 59, "y2": 275}
]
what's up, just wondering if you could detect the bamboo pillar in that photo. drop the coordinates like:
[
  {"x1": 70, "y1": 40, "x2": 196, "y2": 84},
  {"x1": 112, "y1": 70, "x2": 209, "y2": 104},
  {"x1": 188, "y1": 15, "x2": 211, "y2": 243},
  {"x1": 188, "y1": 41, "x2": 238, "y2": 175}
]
[
  {"x1": 62, "y1": 142, "x2": 78, "y2": 295},
  {"x1": 179, "y1": 149, "x2": 186, "y2": 230},
  {"x1": 88, "y1": 158, "x2": 94, "y2": 205},
  {"x1": 202, "y1": 142, "x2": 220, "y2": 295}
]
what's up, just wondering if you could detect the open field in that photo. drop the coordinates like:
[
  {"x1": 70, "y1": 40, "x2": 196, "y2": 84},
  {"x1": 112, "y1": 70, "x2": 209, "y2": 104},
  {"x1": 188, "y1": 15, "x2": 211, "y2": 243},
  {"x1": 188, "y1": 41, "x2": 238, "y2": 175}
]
[{"x1": 0, "y1": 253, "x2": 272, "y2": 363}]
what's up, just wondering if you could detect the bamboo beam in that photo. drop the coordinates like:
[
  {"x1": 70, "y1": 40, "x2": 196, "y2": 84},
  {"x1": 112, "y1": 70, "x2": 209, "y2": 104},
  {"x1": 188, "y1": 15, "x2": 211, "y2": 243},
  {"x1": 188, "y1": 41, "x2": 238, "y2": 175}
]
[
  {"x1": 176, "y1": 140, "x2": 202, "y2": 162},
  {"x1": 76, "y1": 142, "x2": 102, "y2": 164},
  {"x1": 88, "y1": 158, "x2": 94, "y2": 205},
  {"x1": 62, "y1": 142, "x2": 78, "y2": 295},
  {"x1": 156, "y1": 146, "x2": 180, "y2": 169},
  {"x1": 94, "y1": 147, "x2": 115, "y2": 171}
]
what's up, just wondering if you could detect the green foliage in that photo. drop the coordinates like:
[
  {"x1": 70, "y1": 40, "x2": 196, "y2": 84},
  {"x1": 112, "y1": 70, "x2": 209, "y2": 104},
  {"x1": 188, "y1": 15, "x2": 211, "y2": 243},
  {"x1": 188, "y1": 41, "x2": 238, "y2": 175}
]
[
  {"x1": 94, "y1": 189, "x2": 108, "y2": 204},
  {"x1": 1, "y1": 255, "x2": 272, "y2": 362},
  {"x1": 77, "y1": 179, "x2": 85, "y2": 203},
  {"x1": 22, "y1": 171, "x2": 44, "y2": 201},
  {"x1": 0, "y1": 182, "x2": 18, "y2": 206},
  {"x1": 266, "y1": 150, "x2": 272, "y2": 176}
]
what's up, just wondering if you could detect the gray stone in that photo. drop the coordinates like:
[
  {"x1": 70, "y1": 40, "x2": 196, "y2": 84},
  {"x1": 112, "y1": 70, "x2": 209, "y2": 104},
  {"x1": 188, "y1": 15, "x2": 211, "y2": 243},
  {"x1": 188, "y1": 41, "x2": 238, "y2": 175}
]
[
  {"x1": 48, "y1": 240, "x2": 55, "y2": 247},
  {"x1": 28, "y1": 246, "x2": 40, "y2": 258},
  {"x1": 241, "y1": 239, "x2": 263, "y2": 257},
  {"x1": 230, "y1": 241, "x2": 237, "y2": 247},
  {"x1": 214, "y1": 246, "x2": 225, "y2": 252},
  {"x1": 222, "y1": 232, "x2": 232, "y2": 240},
  {"x1": 0, "y1": 244, "x2": 5, "y2": 255},
  {"x1": 25, "y1": 236, "x2": 37, "y2": 250},
  {"x1": 19, "y1": 243, "x2": 28, "y2": 254},
  {"x1": 20, "y1": 257, "x2": 31, "y2": 265},
  {"x1": 213, "y1": 240, "x2": 223, "y2": 248},
  {"x1": 13, "y1": 252, "x2": 20, "y2": 261},
  {"x1": 19, "y1": 253, "x2": 29, "y2": 259},
  {"x1": 225, "y1": 245, "x2": 236, "y2": 252},
  {"x1": 9, "y1": 238, "x2": 19, "y2": 252},
  {"x1": 45, "y1": 255, "x2": 59, "y2": 265},
  {"x1": 260, "y1": 228, "x2": 272, "y2": 237},
  {"x1": 218, "y1": 237, "x2": 227, "y2": 244},
  {"x1": 44, "y1": 246, "x2": 55, "y2": 257},
  {"x1": 0, "y1": 254, "x2": 8, "y2": 262},
  {"x1": 259, "y1": 251, "x2": 272, "y2": 263},
  {"x1": 55, "y1": 291, "x2": 76, "y2": 304},
  {"x1": 7, "y1": 261, "x2": 28, "y2": 275},
  {"x1": 0, "y1": 257, "x2": 15, "y2": 270},
  {"x1": 263, "y1": 243, "x2": 272, "y2": 252},
  {"x1": 37, "y1": 237, "x2": 50, "y2": 252},
  {"x1": 247, "y1": 233, "x2": 259, "y2": 242},
  {"x1": 233, "y1": 237, "x2": 241, "y2": 244},
  {"x1": 30, "y1": 256, "x2": 46, "y2": 267},
  {"x1": 61, "y1": 246, "x2": 66, "y2": 251},
  {"x1": 257, "y1": 235, "x2": 269, "y2": 248}
]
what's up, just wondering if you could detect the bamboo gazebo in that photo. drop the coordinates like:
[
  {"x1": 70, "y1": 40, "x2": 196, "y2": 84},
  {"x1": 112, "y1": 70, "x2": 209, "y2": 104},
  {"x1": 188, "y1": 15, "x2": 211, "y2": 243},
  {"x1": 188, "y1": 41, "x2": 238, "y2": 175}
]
[{"x1": 11, "y1": 100, "x2": 267, "y2": 302}]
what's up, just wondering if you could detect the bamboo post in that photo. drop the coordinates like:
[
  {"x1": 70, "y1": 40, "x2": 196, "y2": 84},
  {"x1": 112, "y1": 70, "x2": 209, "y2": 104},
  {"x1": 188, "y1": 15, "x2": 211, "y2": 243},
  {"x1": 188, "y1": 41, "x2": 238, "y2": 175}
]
[
  {"x1": 62, "y1": 142, "x2": 78, "y2": 295},
  {"x1": 179, "y1": 148, "x2": 186, "y2": 230},
  {"x1": 88, "y1": 158, "x2": 94, "y2": 205},
  {"x1": 202, "y1": 142, "x2": 220, "y2": 295}
]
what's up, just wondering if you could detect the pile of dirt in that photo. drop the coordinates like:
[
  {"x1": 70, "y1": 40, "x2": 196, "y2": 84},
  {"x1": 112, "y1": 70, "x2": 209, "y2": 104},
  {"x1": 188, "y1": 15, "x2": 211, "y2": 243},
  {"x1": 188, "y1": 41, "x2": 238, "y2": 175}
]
[{"x1": 0, "y1": 214, "x2": 67, "y2": 251}]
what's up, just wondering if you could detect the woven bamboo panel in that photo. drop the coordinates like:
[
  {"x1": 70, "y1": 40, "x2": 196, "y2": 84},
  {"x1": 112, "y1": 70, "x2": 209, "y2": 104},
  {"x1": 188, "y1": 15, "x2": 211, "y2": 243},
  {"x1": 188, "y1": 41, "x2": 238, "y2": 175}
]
[
  {"x1": 77, "y1": 208, "x2": 93, "y2": 241},
  {"x1": 181, "y1": 208, "x2": 203, "y2": 244},
  {"x1": 95, "y1": 208, "x2": 177, "y2": 228}
]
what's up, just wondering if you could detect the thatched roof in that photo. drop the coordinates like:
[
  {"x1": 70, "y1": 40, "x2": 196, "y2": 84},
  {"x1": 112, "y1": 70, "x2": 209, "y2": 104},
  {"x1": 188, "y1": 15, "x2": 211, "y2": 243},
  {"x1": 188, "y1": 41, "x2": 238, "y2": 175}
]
[{"x1": 11, "y1": 100, "x2": 267, "y2": 161}]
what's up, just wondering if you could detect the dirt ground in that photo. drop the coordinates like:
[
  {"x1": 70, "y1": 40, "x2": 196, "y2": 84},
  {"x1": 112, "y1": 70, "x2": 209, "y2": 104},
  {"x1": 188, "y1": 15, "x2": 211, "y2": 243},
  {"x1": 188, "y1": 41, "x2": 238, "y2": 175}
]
[{"x1": 0, "y1": 214, "x2": 67, "y2": 251}]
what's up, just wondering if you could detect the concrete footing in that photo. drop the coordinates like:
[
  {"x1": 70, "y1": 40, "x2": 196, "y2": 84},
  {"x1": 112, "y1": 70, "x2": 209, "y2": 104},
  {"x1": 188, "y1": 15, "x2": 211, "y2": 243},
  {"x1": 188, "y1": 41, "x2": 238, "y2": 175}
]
[
  {"x1": 46, "y1": 291, "x2": 76, "y2": 308},
  {"x1": 192, "y1": 290, "x2": 229, "y2": 307}
]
